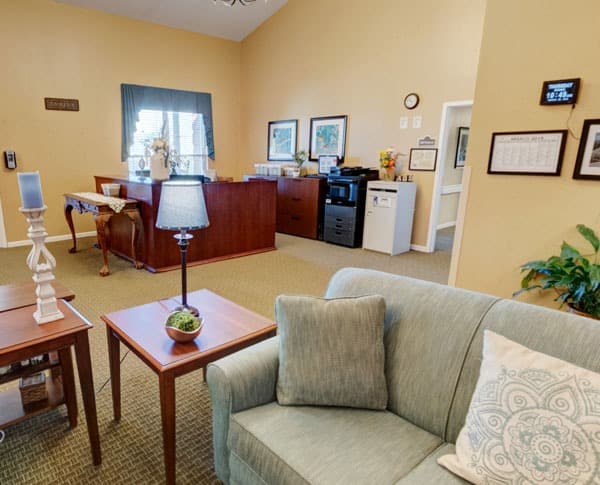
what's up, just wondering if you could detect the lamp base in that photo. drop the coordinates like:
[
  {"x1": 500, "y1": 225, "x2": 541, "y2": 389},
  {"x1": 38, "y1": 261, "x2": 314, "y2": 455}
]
[{"x1": 174, "y1": 304, "x2": 200, "y2": 318}]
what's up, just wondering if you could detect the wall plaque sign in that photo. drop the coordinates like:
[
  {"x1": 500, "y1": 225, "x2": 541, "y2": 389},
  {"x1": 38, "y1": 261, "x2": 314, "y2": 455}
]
[
  {"x1": 44, "y1": 98, "x2": 80, "y2": 111},
  {"x1": 418, "y1": 136, "x2": 436, "y2": 147}
]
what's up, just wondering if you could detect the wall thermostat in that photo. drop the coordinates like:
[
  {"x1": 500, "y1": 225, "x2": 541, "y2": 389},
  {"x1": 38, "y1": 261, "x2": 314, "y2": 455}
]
[
  {"x1": 540, "y1": 78, "x2": 580, "y2": 105},
  {"x1": 4, "y1": 151, "x2": 16, "y2": 169}
]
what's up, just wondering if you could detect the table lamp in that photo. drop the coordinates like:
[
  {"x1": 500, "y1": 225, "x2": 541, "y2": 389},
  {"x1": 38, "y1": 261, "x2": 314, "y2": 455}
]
[{"x1": 156, "y1": 181, "x2": 209, "y2": 316}]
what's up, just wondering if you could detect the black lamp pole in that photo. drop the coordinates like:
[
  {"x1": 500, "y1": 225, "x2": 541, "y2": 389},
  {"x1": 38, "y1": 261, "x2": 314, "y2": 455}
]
[{"x1": 174, "y1": 229, "x2": 199, "y2": 316}]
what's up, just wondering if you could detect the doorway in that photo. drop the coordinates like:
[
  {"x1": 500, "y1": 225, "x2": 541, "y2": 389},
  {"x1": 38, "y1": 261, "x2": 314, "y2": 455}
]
[{"x1": 426, "y1": 101, "x2": 473, "y2": 255}]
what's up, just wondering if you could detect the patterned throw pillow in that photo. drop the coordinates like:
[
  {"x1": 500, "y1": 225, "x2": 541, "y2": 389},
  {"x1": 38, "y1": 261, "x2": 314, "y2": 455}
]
[
  {"x1": 438, "y1": 330, "x2": 600, "y2": 484},
  {"x1": 276, "y1": 294, "x2": 387, "y2": 410}
]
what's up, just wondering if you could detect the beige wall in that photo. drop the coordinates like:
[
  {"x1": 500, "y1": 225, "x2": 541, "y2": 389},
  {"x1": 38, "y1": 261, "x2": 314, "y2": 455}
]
[
  {"x1": 455, "y1": 0, "x2": 600, "y2": 309},
  {"x1": 0, "y1": 0, "x2": 241, "y2": 242},
  {"x1": 240, "y1": 0, "x2": 485, "y2": 247}
]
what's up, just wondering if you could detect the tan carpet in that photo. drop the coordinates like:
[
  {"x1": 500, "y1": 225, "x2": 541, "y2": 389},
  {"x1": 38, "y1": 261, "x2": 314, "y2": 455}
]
[{"x1": 0, "y1": 234, "x2": 450, "y2": 484}]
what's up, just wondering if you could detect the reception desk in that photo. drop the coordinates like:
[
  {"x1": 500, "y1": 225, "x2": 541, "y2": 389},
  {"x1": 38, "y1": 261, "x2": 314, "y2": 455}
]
[{"x1": 94, "y1": 175, "x2": 277, "y2": 272}]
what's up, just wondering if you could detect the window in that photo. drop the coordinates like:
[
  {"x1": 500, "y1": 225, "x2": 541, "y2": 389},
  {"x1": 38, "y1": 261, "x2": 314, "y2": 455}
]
[
  {"x1": 121, "y1": 84, "x2": 215, "y2": 175},
  {"x1": 127, "y1": 109, "x2": 208, "y2": 175}
]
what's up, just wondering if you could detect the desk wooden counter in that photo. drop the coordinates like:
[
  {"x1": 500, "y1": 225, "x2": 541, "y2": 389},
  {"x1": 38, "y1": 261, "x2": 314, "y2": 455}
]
[{"x1": 94, "y1": 176, "x2": 277, "y2": 272}]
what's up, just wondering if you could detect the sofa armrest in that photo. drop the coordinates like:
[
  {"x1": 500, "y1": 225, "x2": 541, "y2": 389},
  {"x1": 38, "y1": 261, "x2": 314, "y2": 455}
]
[{"x1": 206, "y1": 336, "x2": 279, "y2": 484}]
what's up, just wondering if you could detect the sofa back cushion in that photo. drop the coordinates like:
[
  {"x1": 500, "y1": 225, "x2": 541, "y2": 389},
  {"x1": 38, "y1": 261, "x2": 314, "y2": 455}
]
[
  {"x1": 276, "y1": 294, "x2": 388, "y2": 410},
  {"x1": 325, "y1": 268, "x2": 497, "y2": 439},
  {"x1": 446, "y1": 299, "x2": 600, "y2": 443}
]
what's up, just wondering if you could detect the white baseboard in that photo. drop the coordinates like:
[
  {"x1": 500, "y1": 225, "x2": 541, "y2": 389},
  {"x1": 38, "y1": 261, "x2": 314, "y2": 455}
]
[
  {"x1": 437, "y1": 221, "x2": 457, "y2": 230},
  {"x1": 410, "y1": 244, "x2": 429, "y2": 253},
  {"x1": 6, "y1": 231, "x2": 97, "y2": 248}
]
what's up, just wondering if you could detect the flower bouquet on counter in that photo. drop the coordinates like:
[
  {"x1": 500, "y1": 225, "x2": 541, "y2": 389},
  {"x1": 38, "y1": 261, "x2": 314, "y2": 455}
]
[{"x1": 379, "y1": 148, "x2": 399, "y2": 181}]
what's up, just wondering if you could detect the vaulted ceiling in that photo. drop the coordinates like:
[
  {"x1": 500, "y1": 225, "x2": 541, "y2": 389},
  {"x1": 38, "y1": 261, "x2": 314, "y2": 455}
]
[{"x1": 56, "y1": 0, "x2": 288, "y2": 41}]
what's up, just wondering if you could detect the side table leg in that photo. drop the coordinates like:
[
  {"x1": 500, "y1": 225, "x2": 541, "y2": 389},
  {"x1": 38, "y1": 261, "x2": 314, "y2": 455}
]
[
  {"x1": 64, "y1": 203, "x2": 77, "y2": 254},
  {"x1": 74, "y1": 331, "x2": 102, "y2": 466},
  {"x1": 58, "y1": 347, "x2": 78, "y2": 428},
  {"x1": 106, "y1": 326, "x2": 121, "y2": 421},
  {"x1": 126, "y1": 210, "x2": 144, "y2": 270},
  {"x1": 94, "y1": 213, "x2": 112, "y2": 277},
  {"x1": 159, "y1": 372, "x2": 176, "y2": 485}
]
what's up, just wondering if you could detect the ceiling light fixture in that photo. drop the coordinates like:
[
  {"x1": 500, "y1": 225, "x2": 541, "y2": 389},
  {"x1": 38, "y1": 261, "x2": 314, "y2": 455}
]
[{"x1": 213, "y1": 0, "x2": 258, "y2": 6}]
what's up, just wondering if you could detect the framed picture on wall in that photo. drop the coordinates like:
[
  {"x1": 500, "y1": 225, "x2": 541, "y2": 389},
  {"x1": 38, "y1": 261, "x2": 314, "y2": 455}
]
[
  {"x1": 409, "y1": 148, "x2": 438, "y2": 171},
  {"x1": 268, "y1": 119, "x2": 298, "y2": 161},
  {"x1": 573, "y1": 119, "x2": 600, "y2": 180},
  {"x1": 454, "y1": 127, "x2": 469, "y2": 168},
  {"x1": 309, "y1": 115, "x2": 348, "y2": 161},
  {"x1": 488, "y1": 130, "x2": 567, "y2": 176}
]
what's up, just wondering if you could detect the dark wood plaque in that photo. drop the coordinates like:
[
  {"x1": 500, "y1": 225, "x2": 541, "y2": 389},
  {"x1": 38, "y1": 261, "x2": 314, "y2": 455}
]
[{"x1": 44, "y1": 98, "x2": 79, "y2": 111}]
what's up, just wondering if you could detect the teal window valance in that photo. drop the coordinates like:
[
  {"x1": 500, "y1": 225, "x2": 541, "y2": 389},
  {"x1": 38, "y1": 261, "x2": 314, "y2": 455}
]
[{"x1": 121, "y1": 84, "x2": 215, "y2": 162}]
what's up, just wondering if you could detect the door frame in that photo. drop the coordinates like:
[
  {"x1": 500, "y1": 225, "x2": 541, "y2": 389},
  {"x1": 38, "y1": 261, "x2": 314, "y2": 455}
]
[{"x1": 425, "y1": 100, "x2": 473, "y2": 253}]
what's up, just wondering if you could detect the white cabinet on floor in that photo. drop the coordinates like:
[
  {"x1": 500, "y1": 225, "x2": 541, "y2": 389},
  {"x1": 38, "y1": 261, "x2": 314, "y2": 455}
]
[{"x1": 362, "y1": 181, "x2": 416, "y2": 255}]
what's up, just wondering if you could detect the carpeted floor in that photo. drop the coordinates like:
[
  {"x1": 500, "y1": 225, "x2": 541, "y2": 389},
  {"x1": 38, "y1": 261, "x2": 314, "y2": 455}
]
[{"x1": 0, "y1": 234, "x2": 450, "y2": 484}]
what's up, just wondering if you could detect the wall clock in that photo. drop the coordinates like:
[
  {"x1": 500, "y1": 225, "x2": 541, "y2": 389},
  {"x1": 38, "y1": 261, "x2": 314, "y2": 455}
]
[{"x1": 404, "y1": 93, "x2": 420, "y2": 110}]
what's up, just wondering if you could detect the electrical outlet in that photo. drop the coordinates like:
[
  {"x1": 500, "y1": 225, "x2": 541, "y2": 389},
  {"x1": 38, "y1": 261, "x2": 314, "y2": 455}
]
[
  {"x1": 412, "y1": 116, "x2": 422, "y2": 129},
  {"x1": 399, "y1": 117, "x2": 409, "y2": 129}
]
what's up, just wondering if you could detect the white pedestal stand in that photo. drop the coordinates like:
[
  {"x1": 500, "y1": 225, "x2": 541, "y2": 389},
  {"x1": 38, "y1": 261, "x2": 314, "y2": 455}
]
[{"x1": 19, "y1": 206, "x2": 64, "y2": 324}]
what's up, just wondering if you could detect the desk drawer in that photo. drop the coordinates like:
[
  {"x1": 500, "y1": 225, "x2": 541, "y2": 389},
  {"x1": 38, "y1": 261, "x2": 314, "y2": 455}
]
[{"x1": 277, "y1": 213, "x2": 317, "y2": 239}]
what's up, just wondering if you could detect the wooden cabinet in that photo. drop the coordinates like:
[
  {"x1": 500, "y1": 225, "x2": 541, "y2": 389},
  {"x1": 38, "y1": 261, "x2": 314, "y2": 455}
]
[{"x1": 248, "y1": 176, "x2": 326, "y2": 239}]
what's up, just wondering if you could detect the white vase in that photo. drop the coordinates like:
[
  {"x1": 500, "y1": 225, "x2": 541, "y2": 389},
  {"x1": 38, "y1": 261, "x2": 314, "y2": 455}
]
[{"x1": 150, "y1": 153, "x2": 170, "y2": 180}]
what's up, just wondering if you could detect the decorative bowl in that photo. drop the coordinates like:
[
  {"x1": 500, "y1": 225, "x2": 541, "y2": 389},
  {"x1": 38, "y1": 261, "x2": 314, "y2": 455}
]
[{"x1": 165, "y1": 311, "x2": 203, "y2": 343}]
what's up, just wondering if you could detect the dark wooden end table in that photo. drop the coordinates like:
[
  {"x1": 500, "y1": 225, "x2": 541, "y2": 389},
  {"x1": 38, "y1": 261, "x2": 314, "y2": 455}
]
[
  {"x1": 0, "y1": 293, "x2": 101, "y2": 466},
  {"x1": 64, "y1": 192, "x2": 144, "y2": 276},
  {"x1": 101, "y1": 290, "x2": 277, "y2": 485}
]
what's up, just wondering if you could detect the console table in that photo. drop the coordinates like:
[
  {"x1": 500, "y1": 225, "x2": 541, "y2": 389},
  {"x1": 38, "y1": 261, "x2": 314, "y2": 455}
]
[{"x1": 64, "y1": 192, "x2": 143, "y2": 276}]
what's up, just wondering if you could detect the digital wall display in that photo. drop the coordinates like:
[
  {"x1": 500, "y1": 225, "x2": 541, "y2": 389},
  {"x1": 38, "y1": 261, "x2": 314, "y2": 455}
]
[{"x1": 540, "y1": 78, "x2": 580, "y2": 105}]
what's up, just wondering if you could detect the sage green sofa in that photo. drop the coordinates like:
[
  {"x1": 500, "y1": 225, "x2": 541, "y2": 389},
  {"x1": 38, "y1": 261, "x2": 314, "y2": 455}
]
[{"x1": 206, "y1": 268, "x2": 600, "y2": 484}]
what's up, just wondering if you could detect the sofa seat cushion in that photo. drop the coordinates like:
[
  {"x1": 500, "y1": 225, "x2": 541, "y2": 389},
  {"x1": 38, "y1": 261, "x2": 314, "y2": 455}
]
[
  {"x1": 228, "y1": 402, "x2": 442, "y2": 485},
  {"x1": 395, "y1": 444, "x2": 469, "y2": 484}
]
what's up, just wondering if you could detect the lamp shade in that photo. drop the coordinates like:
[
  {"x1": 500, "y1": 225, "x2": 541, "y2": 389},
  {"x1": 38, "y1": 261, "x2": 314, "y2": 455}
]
[{"x1": 156, "y1": 181, "x2": 210, "y2": 230}]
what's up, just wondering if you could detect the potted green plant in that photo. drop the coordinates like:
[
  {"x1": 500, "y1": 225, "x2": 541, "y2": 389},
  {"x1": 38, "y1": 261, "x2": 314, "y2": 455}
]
[
  {"x1": 165, "y1": 310, "x2": 203, "y2": 342},
  {"x1": 514, "y1": 224, "x2": 600, "y2": 319}
]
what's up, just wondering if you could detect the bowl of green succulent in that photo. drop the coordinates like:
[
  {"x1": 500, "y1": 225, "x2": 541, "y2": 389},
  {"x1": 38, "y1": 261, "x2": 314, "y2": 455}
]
[{"x1": 165, "y1": 310, "x2": 203, "y2": 343}]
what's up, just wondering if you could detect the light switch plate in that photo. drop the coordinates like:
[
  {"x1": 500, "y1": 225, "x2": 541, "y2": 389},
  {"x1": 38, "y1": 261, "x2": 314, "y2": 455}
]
[
  {"x1": 412, "y1": 116, "x2": 422, "y2": 129},
  {"x1": 399, "y1": 117, "x2": 409, "y2": 129}
]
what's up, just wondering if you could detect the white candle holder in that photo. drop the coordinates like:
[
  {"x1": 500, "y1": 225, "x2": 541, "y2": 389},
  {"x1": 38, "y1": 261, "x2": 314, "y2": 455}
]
[{"x1": 19, "y1": 206, "x2": 64, "y2": 324}]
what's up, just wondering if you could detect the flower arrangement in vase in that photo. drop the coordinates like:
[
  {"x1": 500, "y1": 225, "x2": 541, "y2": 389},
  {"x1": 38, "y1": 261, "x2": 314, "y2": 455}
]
[
  {"x1": 293, "y1": 150, "x2": 307, "y2": 176},
  {"x1": 379, "y1": 148, "x2": 399, "y2": 181},
  {"x1": 145, "y1": 137, "x2": 192, "y2": 178}
]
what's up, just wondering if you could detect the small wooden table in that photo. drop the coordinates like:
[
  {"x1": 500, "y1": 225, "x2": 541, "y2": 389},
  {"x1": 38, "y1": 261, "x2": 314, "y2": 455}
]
[
  {"x1": 64, "y1": 192, "x2": 144, "y2": 276},
  {"x1": 0, "y1": 281, "x2": 74, "y2": 313},
  {"x1": 101, "y1": 290, "x2": 277, "y2": 485},
  {"x1": 0, "y1": 297, "x2": 101, "y2": 466}
]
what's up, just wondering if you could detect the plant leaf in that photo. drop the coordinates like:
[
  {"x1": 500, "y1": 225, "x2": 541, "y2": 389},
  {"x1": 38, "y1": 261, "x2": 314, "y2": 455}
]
[
  {"x1": 577, "y1": 224, "x2": 600, "y2": 253},
  {"x1": 561, "y1": 242, "x2": 582, "y2": 260}
]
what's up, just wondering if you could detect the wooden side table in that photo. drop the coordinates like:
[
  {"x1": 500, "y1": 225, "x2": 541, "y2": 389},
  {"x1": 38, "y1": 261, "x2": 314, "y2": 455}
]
[
  {"x1": 64, "y1": 192, "x2": 144, "y2": 276},
  {"x1": 0, "y1": 299, "x2": 101, "y2": 466},
  {"x1": 0, "y1": 281, "x2": 74, "y2": 313},
  {"x1": 102, "y1": 290, "x2": 276, "y2": 484}
]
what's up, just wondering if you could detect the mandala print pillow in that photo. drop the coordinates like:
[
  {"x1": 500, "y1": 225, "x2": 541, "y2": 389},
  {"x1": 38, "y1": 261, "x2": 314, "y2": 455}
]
[{"x1": 438, "y1": 330, "x2": 600, "y2": 484}]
